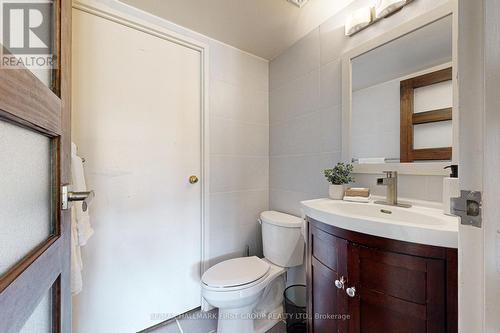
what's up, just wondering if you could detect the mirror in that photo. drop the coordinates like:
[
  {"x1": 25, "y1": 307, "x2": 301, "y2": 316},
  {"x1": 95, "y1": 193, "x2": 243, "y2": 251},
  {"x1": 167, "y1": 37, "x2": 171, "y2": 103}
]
[{"x1": 349, "y1": 15, "x2": 453, "y2": 166}]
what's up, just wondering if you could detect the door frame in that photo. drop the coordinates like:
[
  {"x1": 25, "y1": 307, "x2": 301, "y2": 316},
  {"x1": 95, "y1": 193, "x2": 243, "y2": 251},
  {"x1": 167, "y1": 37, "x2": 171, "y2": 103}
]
[
  {"x1": 458, "y1": 0, "x2": 500, "y2": 331},
  {"x1": 457, "y1": 0, "x2": 484, "y2": 330},
  {"x1": 72, "y1": 0, "x2": 211, "y2": 299},
  {"x1": 482, "y1": 0, "x2": 500, "y2": 329}
]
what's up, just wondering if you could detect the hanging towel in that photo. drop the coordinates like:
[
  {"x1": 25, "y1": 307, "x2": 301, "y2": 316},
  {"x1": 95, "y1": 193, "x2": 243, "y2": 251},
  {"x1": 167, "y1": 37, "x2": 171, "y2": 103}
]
[
  {"x1": 71, "y1": 142, "x2": 93, "y2": 295},
  {"x1": 71, "y1": 208, "x2": 83, "y2": 294},
  {"x1": 71, "y1": 143, "x2": 94, "y2": 245}
]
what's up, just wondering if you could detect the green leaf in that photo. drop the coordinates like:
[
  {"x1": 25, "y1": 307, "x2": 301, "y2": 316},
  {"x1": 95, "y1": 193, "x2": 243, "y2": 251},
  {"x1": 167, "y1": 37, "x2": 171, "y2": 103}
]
[{"x1": 323, "y1": 162, "x2": 355, "y2": 185}]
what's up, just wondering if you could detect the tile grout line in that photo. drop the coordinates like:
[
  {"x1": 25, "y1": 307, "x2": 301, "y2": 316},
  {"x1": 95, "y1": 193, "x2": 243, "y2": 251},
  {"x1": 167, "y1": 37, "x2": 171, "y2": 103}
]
[
  {"x1": 269, "y1": 150, "x2": 342, "y2": 158},
  {"x1": 210, "y1": 114, "x2": 270, "y2": 127},
  {"x1": 211, "y1": 76, "x2": 269, "y2": 94},
  {"x1": 270, "y1": 61, "x2": 321, "y2": 92},
  {"x1": 269, "y1": 103, "x2": 342, "y2": 127},
  {"x1": 210, "y1": 153, "x2": 270, "y2": 158}
]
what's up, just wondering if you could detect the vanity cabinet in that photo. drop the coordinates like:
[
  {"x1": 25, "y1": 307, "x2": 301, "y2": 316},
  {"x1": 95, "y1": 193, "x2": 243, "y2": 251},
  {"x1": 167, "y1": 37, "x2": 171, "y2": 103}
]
[{"x1": 307, "y1": 218, "x2": 457, "y2": 333}]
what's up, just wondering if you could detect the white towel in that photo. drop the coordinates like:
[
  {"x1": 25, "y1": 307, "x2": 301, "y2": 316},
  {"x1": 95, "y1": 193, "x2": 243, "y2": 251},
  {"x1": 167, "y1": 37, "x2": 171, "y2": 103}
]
[
  {"x1": 70, "y1": 142, "x2": 93, "y2": 295},
  {"x1": 71, "y1": 143, "x2": 94, "y2": 245},
  {"x1": 343, "y1": 195, "x2": 371, "y2": 203},
  {"x1": 71, "y1": 208, "x2": 83, "y2": 294}
]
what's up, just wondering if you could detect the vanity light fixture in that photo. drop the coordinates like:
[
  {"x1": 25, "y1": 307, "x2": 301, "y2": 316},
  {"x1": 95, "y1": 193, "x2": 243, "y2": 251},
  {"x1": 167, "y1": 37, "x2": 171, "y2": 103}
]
[
  {"x1": 345, "y1": 0, "x2": 414, "y2": 36},
  {"x1": 374, "y1": 0, "x2": 407, "y2": 19},
  {"x1": 287, "y1": 0, "x2": 309, "y2": 8},
  {"x1": 345, "y1": 6, "x2": 373, "y2": 36}
]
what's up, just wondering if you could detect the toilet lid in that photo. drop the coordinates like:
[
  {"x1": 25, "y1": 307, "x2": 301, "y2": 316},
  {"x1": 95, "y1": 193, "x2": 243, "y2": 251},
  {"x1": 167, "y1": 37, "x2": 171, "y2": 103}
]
[
  {"x1": 202, "y1": 256, "x2": 270, "y2": 288},
  {"x1": 260, "y1": 211, "x2": 303, "y2": 228}
]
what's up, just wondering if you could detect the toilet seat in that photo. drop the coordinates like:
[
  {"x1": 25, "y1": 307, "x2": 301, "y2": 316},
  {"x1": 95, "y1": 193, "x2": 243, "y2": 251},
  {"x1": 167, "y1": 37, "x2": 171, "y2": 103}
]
[
  {"x1": 202, "y1": 256, "x2": 270, "y2": 289},
  {"x1": 201, "y1": 260, "x2": 285, "y2": 306},
  {"x1": 200, "y1": 211, "x2": 304, "y2": 333}
]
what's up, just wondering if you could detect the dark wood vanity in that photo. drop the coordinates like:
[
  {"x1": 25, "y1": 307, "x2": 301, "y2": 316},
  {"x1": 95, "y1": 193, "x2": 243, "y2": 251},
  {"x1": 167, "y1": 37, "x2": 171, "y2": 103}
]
[{"x1": 306, "y1": 217, "x2": 457, "y2": 333}]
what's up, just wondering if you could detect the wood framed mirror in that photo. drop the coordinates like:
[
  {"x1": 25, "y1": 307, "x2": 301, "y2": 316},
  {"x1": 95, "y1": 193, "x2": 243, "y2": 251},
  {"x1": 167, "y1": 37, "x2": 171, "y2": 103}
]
[{"x1": 341, "y1": 3, "x2": 458, "y2": 175}]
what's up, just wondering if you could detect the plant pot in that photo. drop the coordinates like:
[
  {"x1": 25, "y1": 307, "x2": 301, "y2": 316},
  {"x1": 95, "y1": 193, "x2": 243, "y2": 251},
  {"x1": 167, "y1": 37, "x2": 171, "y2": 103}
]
[{"x1": 329, "y1": 184, "x2": 345, "y2": 200}]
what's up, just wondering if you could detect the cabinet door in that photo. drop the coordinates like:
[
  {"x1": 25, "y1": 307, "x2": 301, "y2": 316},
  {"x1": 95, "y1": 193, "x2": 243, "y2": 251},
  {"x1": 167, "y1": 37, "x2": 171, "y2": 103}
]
[
  {"x1": 309, "y1": 226, "x2": 349, "y2": 333},
  {"x1": 347, "y1": 244, "x2": 446, "y2": 333}
]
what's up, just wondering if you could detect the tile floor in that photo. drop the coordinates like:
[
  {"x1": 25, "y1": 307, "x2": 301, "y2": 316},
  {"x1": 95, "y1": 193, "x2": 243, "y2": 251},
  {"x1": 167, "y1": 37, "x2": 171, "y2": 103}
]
[{"x1": 144, "y1": 308, "x2": 287, "y2": 333}]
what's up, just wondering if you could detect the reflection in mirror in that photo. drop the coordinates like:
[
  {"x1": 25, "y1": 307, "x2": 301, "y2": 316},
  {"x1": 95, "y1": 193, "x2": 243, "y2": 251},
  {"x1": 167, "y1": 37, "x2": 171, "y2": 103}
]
[{"x1": 351, "y1": 15, "x2": 452, "y2": 163}]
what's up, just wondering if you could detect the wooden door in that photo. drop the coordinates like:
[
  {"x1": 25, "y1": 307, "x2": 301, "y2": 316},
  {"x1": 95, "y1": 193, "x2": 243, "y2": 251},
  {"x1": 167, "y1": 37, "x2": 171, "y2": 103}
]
[
  {"x1": 0, "y1": 0, "x2": 71, "y2": 332},
  {"x1": 308, "y1": 225, "x2": 349, "y2": 332},
  {"x1": 347, "y1": 244, "x2": 446, "y2": 333}
]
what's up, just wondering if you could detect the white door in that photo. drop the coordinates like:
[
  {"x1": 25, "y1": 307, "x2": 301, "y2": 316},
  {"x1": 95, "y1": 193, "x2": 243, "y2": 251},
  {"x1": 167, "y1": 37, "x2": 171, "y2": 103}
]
[{"x1": 72, "y1": 9, "x2": 202, "y2": 333}]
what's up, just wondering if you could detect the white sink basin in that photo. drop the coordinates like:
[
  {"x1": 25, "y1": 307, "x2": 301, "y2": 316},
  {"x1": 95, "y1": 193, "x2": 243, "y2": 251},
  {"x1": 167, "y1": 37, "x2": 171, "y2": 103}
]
[{"x1": 301, "y1": 199, "x2": 458, "y2": 248}]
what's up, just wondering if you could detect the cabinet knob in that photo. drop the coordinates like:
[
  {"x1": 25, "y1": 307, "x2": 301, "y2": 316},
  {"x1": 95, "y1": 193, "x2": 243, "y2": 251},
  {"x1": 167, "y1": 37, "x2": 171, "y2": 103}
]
[
  {"x1": 334, "y1": 276, "x2": 345, "y2": 289},
  {"x1": 346, "y1": 287, "x2": 356, "y2": 298}
]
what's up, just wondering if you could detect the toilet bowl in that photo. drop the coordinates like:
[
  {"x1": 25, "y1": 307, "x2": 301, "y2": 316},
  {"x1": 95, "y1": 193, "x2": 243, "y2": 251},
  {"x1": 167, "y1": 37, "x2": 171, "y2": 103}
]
[{"x1": 201, "y1": 211, "x2": 304, "y2": 333}]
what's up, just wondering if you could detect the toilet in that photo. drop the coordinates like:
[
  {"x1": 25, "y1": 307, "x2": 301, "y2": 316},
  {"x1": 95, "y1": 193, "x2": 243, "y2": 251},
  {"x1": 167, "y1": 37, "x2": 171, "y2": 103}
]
[{"x1": 201, "y1": 211, "x2": 305, "y2": 333}]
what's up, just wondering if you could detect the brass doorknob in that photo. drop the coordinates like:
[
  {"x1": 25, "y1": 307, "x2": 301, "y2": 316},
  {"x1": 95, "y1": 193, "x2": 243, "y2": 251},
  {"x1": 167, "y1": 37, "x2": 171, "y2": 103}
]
[{"x1": 189, "y1": 175, "x2": 199, "y2": 184}]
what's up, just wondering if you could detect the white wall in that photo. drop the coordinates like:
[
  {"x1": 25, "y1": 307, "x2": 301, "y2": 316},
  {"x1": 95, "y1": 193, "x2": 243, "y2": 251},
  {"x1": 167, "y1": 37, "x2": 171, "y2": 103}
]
[
  {"x1": 207, "y1": 41, "x2": 269, "y2": 265},
  {"x1": 352, "y1": 79, "x2": 400, "y2": 159},
  {"x1": 269, "y1": 0, "x2": 451, "y2": 217}
]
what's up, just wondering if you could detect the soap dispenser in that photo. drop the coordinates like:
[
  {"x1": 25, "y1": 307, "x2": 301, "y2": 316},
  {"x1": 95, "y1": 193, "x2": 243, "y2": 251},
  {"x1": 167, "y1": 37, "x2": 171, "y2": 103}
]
[{"x1": 443, "y1": 165, "x2": 459, "y2": 215}]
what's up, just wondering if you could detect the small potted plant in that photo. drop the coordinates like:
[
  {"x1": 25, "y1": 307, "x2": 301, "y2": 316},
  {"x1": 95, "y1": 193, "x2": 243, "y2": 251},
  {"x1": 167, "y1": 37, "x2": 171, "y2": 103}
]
[{"x1": 324, "y1": 162, "x2": 355, "y2": 200}]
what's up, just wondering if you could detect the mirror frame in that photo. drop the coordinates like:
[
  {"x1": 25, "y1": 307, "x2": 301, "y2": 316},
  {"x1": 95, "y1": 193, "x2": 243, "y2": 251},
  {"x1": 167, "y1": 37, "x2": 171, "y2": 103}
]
[{"x1": 341, "y1": 2, "x2": 458, "y2": 176}]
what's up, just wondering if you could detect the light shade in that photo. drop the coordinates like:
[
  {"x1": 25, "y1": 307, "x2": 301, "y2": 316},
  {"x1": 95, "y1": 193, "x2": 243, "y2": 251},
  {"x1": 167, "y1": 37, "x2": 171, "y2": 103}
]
[
  {"x1": 374, "y1": 0, "x2": 407, "y2": 19},
  {"x1": 345, "y1": 6, "x2": 373, "y2": 36},
  {"x1": 287, "y1": 0, "x2": 309, "y2": 8}
]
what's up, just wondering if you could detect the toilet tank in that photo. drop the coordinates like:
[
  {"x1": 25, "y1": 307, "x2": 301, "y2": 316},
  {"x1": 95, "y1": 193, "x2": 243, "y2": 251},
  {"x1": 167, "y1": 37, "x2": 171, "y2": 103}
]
[{"x1": 260, "y1": 211, "x2": 304, "y2": 267}]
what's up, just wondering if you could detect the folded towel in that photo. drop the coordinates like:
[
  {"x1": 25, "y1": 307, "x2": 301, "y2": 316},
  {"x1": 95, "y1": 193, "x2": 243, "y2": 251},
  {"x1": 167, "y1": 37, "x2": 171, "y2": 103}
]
[
  {"x1": 357, "y1": 157, "x2": 385, "y2": 164},
  {"x1": 343, "y1": 195, "x2": 371, "y2": 203},
  {"x1": 345, "y1": 187, "x2": 370, "y2": 197}
]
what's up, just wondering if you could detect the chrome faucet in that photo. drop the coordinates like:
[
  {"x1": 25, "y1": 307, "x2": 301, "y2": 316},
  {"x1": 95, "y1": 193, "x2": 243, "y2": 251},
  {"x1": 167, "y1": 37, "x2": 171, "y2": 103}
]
[{"x1": 375, "y1": 171, "x2": 411, "y2": 208}]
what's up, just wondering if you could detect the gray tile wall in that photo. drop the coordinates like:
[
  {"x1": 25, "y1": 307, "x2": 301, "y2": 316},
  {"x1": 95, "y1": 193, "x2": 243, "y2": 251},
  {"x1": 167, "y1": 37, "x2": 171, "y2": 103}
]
[
  {"x1": 208, "y1": 41, "x2": 269, "y2": 266},
  {"x1": 269, "y1": 0, "x2": 450, "y2": 216}
]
